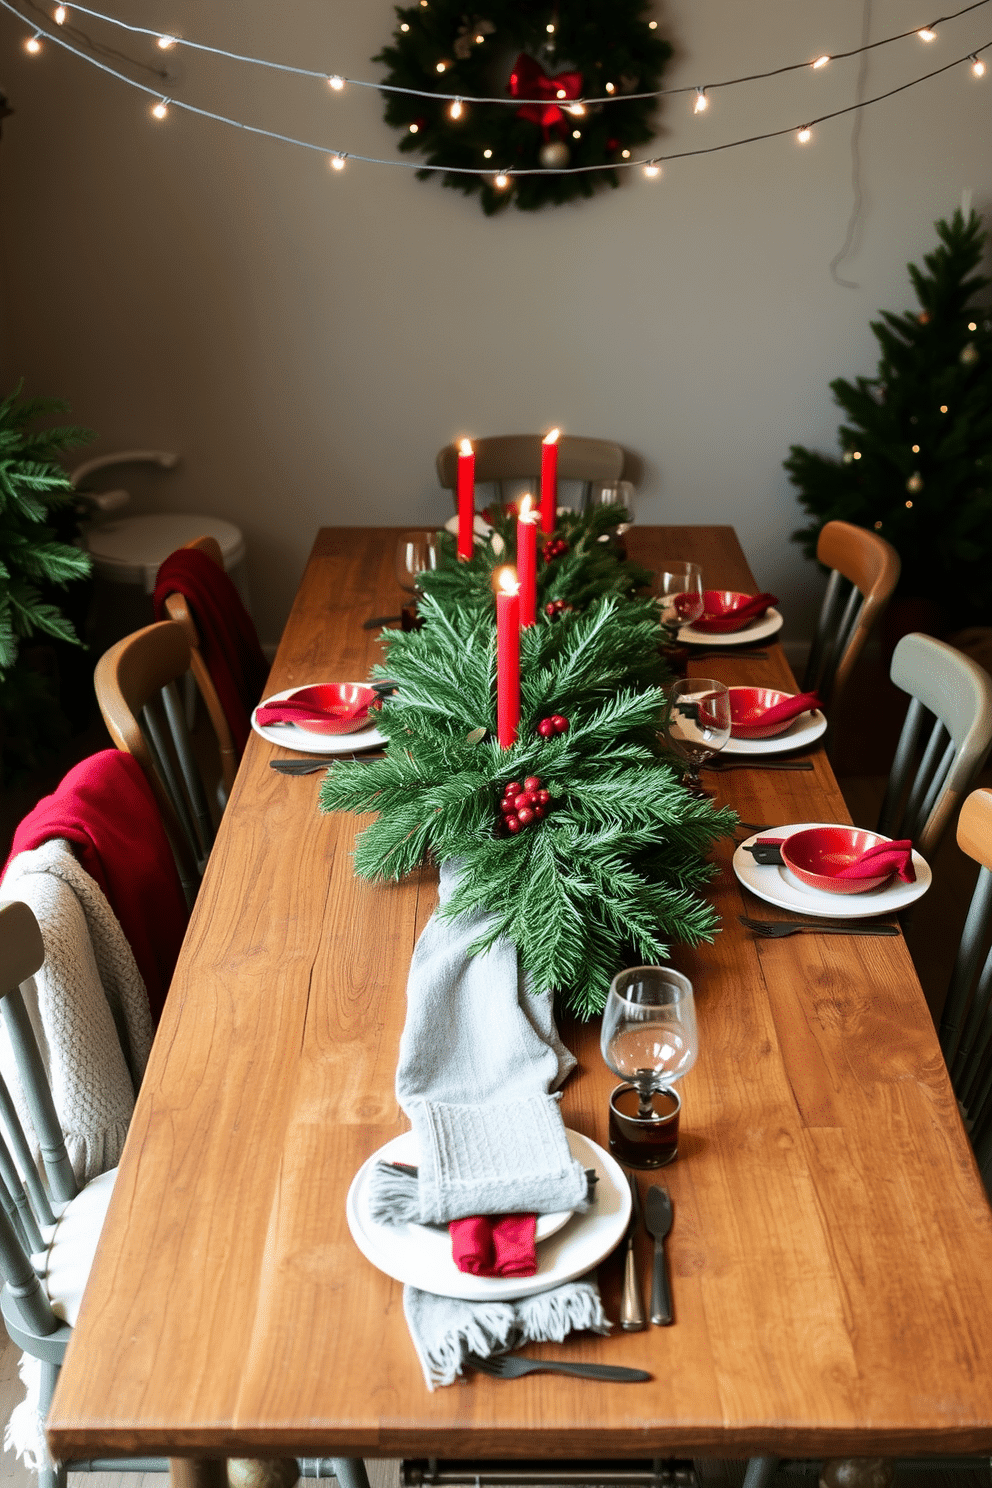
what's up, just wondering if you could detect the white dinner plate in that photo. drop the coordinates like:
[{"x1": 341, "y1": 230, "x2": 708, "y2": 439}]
[
  {"x1": 252, "y1": 686, "x2": 387, "y2": 755},
  {"x1": 346, "y1": 1128, "x2": 631, "y2": 1301},
  {"x1": 679, "y1": 608, "x2": 784, "y2": 647},
  {"x1": 733, "y1": 822, "x2": 931, "y2": 918},
  {"x1": 723, "y1": 706, "x2": 827, "y2": 756}
]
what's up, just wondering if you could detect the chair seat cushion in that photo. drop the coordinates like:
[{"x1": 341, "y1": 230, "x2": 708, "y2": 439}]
[{"x1": 43, "y1": 1167, "x2": 117, "y2": 1325}]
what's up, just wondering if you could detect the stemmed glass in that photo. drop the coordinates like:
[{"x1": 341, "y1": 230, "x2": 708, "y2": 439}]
[
  {"x1": 601, "y1": 967, "x2": 698, "y2": 1167},
  {"x1": 395, "y1": 531, "x2": 439, "y2": 630},
  {"x1": 654, "y1": 561, "x2": 704, "y2": 642},
  {"x1": 664, "y1": 677, "x2": 731, "y2": 795}
]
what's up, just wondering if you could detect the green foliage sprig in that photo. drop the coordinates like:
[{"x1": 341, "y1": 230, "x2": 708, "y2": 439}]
[
  {"x1": 320, "y1": 593, "x2": 734, "y2": 1017},
  {"x1": 0, "y1": 384, "x2": 93, "y2": 677},
  {"x1": 786, "y1": 210, "x2": 992, "y2": 626},
  {"x1": 373, "y1": 0, "x2": 671, "y2": 215},
  {"x1": 418, "y1": 501, "x2": 653, "y2": 617}
]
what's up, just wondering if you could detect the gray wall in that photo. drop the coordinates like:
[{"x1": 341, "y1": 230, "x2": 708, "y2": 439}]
[{"x1": 0, "y1": 0, "x2": 989, "y2": 646}]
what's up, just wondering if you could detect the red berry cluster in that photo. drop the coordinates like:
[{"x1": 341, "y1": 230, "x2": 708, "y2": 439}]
[
  {"x1": 537, "y1": 714, "x2": 569, "y2": 739},
  {"x1": 543, "y1": 537, "x2": 569, "y2": 561},
  {"x1": 544, "y1": 598, "x2": 574, "y2": 619},
  {"x1": 500, "y1": 776, "x2": 551, "y2": 835}
]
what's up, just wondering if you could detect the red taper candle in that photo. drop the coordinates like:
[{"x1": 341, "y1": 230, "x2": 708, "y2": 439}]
[
  {"x1": 540, "y1": 427, "x2": 560, "y2": 535},
  {"x1": 517, "y1": 495, "x2": 538, "y2": 627},
  {"x1": 457, "y1": 438, "x2": 475, "y2": 561},
  {"x1": 496, "y1": 568, "x2": 521, "y2": 748}
]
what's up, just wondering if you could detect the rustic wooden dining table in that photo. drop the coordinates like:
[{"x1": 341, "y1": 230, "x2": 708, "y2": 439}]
[{"x1": 47, "y1": 526, "x2": 992, "y2": 1480}]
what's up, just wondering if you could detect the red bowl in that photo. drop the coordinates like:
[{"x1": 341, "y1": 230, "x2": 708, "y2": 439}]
[
  {"x1": 285, "y1": 683, "x2": 377, "y2": 736},
  {"x1": 730, "y1": 687, "x2": 805, "y2": 740},
  {"x1": 699, "y1": 590, "x2": 763, "y2": 631},
  {"x1": 780, "y1": 827, "x2": 895, "y2": 895}
]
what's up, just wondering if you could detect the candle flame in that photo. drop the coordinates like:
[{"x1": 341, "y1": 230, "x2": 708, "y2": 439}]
[
  {"x1": 543, "y1": 427, "x2": 561, "y2": 446},
  {"x1": 496, "y1": 567, "x2": 520, "y2": 595},
  {"x1": 459, "y1": 438, "x2": 473, "y2": 456},
  {"x1": 519, "y1": 494, "x2": 534, "y2": 519}
]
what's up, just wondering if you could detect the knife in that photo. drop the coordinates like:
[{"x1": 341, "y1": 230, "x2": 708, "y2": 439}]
[
  {"x1": 704, "y1": 759, "x2": 815, "y2": 772},
  {"x1": 645, "y1": 1185, "x2": 674, "y2": 1326},
  {"x1": 620, "y1": 1173, "x2": 646, "y2": 1331},
  {"x1": 270, "y1": 753, "x2": 386, "y2": 773}
]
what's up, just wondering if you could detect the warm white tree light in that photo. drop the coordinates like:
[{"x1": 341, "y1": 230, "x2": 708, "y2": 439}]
[
  {"x1": 918, "y1": 25, "x2": 937, "y2": 41},
  {"x1": 24, "y1": 31, "x2": 42, "y2": 52},
  {"x1": 330, "y1": 152, "x2": 346, "y2": 170},
  {"x1": 604, "y1": 81, "x2": 615, "y2": 93},
  {"x1": 971, "y1": 55, "x2": 986, "y2": 76},
  {"x1": 797, "y1": 125, "x2": 812, "y2": 143},
  {"x1": 157, "y1": 35, "x2": 176, "y2": 49},
  {"x1": 54, "y1": 5, "x2": 66, "y2": 23},
  {"x1": 812, "y1": 54, "x2": 830, "y2": 69},
  {"x1": 449, "y1": 99, "x2": 463, "y2": 118},
  {"x1": 328, "y1": 75, "x2": 345, "y2": 90},
  {"x1": 643, "y1": 161, "x2": 661, "y2": 177},
  {"x1": 694, "y1": 88, "x2": 708, "y2": 113},
  {"x1": 409, "y1": 123, "x2": 419, "y2": 133},
  {"x1": 494, "y1": 172, "x2": 509, "y2": 188},
  {"x1": 151, "y1": 99, "x2": 169, "y2": 118}
]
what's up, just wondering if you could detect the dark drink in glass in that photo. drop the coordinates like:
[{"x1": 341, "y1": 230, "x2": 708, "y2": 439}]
[{"x1": 608, "y1": 1083, "x2": 680, "y2": 1168}]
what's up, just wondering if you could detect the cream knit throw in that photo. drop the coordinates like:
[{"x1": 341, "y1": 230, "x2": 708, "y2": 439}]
[{"x1": 0, "y1": 839, "x2": 153, "y2": 1184}]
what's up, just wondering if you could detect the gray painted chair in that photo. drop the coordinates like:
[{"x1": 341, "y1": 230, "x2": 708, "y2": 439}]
[
  {"x1": 94, "y1": 619, "x2": 217, "y2": 908},
  {"x1": 436, "y1": 434, "x2": 626, "y2": 513},
  {"x1": 877, "y1": 632, "x2": 992, "y2": 860}
]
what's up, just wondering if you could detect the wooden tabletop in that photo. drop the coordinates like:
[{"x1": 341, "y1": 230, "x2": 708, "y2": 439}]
[{"x1": 48, "y1": 527, "x2": 992, "y2": 1462}]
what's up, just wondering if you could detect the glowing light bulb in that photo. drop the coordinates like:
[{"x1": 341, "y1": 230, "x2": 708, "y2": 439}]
[
  {"x1": 694, "y1": 88, "x2": 708, "y2": 113},
  {"x1": 940, "y1": 404, "x2": 948, "y2": 413},
  {"x1": 621, "y1": 148, "x2": 630, "y2": 158},
  {"x1": 852, "y1": 451, "x2": 861, "y2": 460},
  {"x1": 436, "y1": 61, "x2": 446, "y2": 72},
  {"x1": 54, "y1": 5, "x2": 66, "y2": 22},
  {"x1": 797, "y1": 126, "x2": 812, "y2": 143},
  {"x1": 572, "y1": 129, "x2": 581, "y2": 138},
  {"x1": 643, "y1": 162, "x2": 661, "y2": 177},
  {"x1": 151, "y1": 99, "x2": 169, "y2": 119},
  {"x1": 605, "y1": 81, "x2": 615, "y2": 93},
  {"x1": 972, "y1": 56, "x2": 986, "y2": 76},
  {"x1": 157, "y1": 35, "x2": 176, "y2": 49},
  {"x1": 400, "y1": 22, "x2": 409, "y2": 30},
  {"x1": 409, "y1": 123, "x2": 419, "y2": 133},
  {"x1": 569, "y1": 103, "x2": 585, "y2": 116},
  {"x1": 494, "y1": 172, "x2": 509, "y2": 188},
  {"x1": 330, "y1": 153, "x2": 347, "y2": 170},
  {"x1": 483, "y1": 148, "x2": 492, "y2": 158},
  {"x1": 968, "y1": 321, "x2": 978, "y2": 331},
  {"x1": 475, "y1": 33, "x2": 485, "y2": 43},
  {"x1": 912, "y1": 444, "x2": 920, "y2": 453},
  {"x1": 328, "y1": 74, "x2": 345, "y2": 90},
  {"x1": 546, "y1": 22, "x2": 555, "y2": 32},
  {"x1": 905, "y1": 500, "x2": 914, "y2": 508},
  {"x1": 648, "y1": 19, "x2": 658, "y2": 27},
  {"x1": 556, "y1": 88, "x2": 566, "y2": 98},
  {"x1": 812, "y1": 54, "x2": 830, "y2": 68},
  {"x1": 24, "y1": 31, "x2": 41, "y2": 52},
  {"x1": 918, "y1": 25, "x2": 937, "y2": 41},
  {"x1": 450, "y1": 99, "x2": 463, "y2": 119}
]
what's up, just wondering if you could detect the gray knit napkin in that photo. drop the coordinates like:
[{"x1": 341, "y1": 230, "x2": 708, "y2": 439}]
[
  {"x1": 404, "y1": 1276, "x2": 610, "y2": 1390},
  {"x1": 370, "y1": 858, "x2": 589, "y2": 1225}
]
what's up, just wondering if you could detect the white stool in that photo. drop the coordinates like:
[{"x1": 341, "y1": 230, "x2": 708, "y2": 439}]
[{"x1": 84, "y1": 512, "x2": 249, "y2": 604}]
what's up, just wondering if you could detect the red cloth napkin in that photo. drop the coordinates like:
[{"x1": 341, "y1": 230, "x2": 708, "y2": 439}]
[
  {"x1": 4, "y1": 751, "x2": 190, "y2": 1024},
  {"x1": 733, "y1": 690, "x2": 821, "y2": 731},
  {"x1": 449, "y1": 1213, "x2": 538, "y2": 1277},
  {"x1": 835, "y1": 840, "x2": 916, "y2": 883},
  {"x1": 153, "y1": 548, "x2": 270, "y2": 755},
  {"x1": 692, "y1": 592, "x2": 778, "y2": 634},
  {"x1": 254, "y1": 698, "x2": 371, "y2": 729}
]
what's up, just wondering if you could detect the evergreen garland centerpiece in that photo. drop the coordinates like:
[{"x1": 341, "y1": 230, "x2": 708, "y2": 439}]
[
  {"x1": 320, "y1": 592, "x2": 734, "y2": 1018},
  {"x1": 786, "y1": 210, "x2": 992, "y2": 628},
  {"x1": 373, "y1": 0, "x2": 671, "y2": 215},
  {"x1": 420, "y1": 501, "x2": 653, "y2": 616}
]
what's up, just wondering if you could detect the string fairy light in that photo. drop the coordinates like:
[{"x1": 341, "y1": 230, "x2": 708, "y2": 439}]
[
  {"x1": 812, "y1": 54, "x2": 831, "y2": 68},
  {"x1": 972, "y1": 51, "x2": 987, "y2": 69},
  {"x1": 28, "y1": 0, "x2": 989, "y2": 109},
  {"x1": 918, "y1": 23, "x2": 939, "y2": 38},
  {"x1": 23, "y1": 26, "x2": 40, "y2": 48},
  {"x1": 2, "y1": 0, "x2": 989, "y2": 184},
  {"x1": 693, "y1": 87, "x2": 708, "y2": 112},
  {"x1": 796, "y1": 125, "x2": 813, "y2": 142},
  {"x1": 53, "y1": 3, "x2": 65, "y2": 20},
  {"x1": 150, "y1": 97, "x2": 168, "y2": 118}
]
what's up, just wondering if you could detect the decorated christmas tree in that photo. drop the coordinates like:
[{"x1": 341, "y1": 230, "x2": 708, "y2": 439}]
[{"x1": 786, "y1": 210, "x2": 992, "y2": 627}]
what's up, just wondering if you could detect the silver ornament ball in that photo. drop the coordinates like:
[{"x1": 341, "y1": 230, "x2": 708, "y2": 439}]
[{"x1": 539, "y1": 140, "x2": 570, "y2": 169}]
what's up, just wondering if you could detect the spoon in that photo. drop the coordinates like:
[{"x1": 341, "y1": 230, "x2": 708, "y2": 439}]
[{"x1": 645, "y1": 1185, "x2": 674, "y2": 1326}]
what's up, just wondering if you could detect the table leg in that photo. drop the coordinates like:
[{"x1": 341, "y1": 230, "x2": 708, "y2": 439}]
[
  {"x1": 331, "y1": 1460, "x2": 372, "y2": 1488},
  {"x1": 742, "y1": 1458, "x2": 781, "y2": 1488},
  {"x1": 170, "y1": 1459, "x2": 228, "y2": 1488}
]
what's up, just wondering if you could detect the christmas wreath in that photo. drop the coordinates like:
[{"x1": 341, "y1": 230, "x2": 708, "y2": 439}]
[
  {"x1": 373, "y1": 0, "x2": 672, "y2": 214},
  {"x1": 320, "y1": 593, "x2": 734, "y2": 1018}
]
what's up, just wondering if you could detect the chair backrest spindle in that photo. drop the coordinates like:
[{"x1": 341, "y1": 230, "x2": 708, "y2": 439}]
[{"x1": 801, "y1": 521, "x2": 900, "y2": 722}]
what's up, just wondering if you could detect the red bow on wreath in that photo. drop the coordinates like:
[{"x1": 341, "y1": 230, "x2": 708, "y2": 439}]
[{"x1": 508, "y1": 52, "x2": 583, "y2": 138}]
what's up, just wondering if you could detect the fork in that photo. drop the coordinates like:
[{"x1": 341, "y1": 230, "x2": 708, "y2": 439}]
[
  {"x1": 465, "y1": 1353, "x2": 650, "y2": 1383},
  {"x1": 739, "y1": 915, "x2": 899, "y2": 938}
]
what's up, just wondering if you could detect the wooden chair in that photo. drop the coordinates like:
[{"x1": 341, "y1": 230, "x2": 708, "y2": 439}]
[
  {"x1": 436, "y1": 434, "x2": 625, "y2": 512},
  {"x1": 0, "y1": 900, "x2": 168, "y2": 1488},
  {"x1": 94, "y1": 620, "x2": 216, "y2": 907},
  {"x1": 802, "y1": 520, "x2": 901, "y2": 716},
  {"x1": 159, "y1": 535, "x2": 240, "y2": 796},
  {"x1": 877, "y1": 632, "x2": 992, "y2": 860}
]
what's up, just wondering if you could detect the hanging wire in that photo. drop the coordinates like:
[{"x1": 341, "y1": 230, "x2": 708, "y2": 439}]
[
  {"x1": 2, "y1": 0, "x2": 988, "y2": 179},
  {"x1": 830, "y1": 0, "x2": 874, "y2": 288},
  {"x1": 17, "y1": 0, "x2": 992, "y2": 106}
]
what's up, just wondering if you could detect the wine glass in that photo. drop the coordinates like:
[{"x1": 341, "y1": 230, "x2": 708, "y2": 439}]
[
  {"x1": 654, "y1": 561, "x2": 704, "y2": 643},
  {"x1": 601, "y1": 966, "x2": 697, "y2": 1167},
  {"x1": 665, "y1": 677, "x2": 731, "y2": 794},
  {"x1": 395, "y1": 531, "x2": 439, "y2": 630}
]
